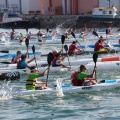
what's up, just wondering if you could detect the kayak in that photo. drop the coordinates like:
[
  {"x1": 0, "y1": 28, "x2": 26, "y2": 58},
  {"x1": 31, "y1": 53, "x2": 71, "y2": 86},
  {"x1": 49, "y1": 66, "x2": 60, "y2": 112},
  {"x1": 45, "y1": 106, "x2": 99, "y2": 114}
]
[
  {"x1": 0, "y1": 61, "x2": 120, "y2": 75},
  {"x1": 0, "y1": 51, "x2": 41, "y2": 58},
  {"x1": 78, "y1": 43, "x2": 120, "y2": 49},
  {"x1": 1, "y1": 56, "x2": 120, "y2": 68},
  {"x1": 1, "y1": 79, "x2": 120, "y2": 97}
]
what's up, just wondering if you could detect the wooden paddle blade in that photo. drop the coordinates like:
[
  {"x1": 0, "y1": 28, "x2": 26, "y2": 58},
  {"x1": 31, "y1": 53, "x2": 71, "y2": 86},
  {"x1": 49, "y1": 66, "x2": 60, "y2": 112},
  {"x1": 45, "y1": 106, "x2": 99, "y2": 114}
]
[
  {"x1": 32, "y1": 45, "x2": 35, "y2": 53},
  {"x1": 93, "y1": 52, "x2": 98, "y2": 63},
  {"x1": 64, "y1": 45, "x2": 68, "y2": 52},
  {"x1": 47, "y1": 52, "x2": 54, "y2": 66},
  {"x1": 25, "y1": 37, "x2": 29, "y2": 47},
  {"x1": 71, "y1": 31, "x2": 76, "y2": 39},
  {"x1": 106, "y1": 29, "x2": 109, "y2": 34},
  {"x1": 61, "y1": 35, "x2": 65, "y2": 44}
]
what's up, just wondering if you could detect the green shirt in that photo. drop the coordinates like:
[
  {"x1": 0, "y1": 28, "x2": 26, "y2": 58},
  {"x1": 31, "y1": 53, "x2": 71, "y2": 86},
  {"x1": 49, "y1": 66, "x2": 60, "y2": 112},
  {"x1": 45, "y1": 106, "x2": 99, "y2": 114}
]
[
  {"x1": 26, "y1": 73, "x2": 39, "y2": 90},
  {"x1": 77, "y1": 72, "x2": 87, "y2": 80}
]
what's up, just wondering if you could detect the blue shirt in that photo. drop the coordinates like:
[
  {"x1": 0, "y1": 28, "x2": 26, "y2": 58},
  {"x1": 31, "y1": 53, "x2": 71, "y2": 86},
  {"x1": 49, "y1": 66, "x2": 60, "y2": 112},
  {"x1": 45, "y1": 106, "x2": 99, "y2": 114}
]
[{"x1": 20, "y1": 61, "x2": 27, "y2": 68}]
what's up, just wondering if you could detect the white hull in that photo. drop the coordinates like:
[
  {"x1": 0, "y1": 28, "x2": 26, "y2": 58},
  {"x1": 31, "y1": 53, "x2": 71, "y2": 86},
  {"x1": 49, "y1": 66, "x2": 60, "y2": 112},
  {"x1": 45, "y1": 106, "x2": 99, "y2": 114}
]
[
  {"x1": 1, "y1": 79, "x2": 120, "y2": 96},
  {"x1": 0, "y1": 61, "x2": 120, "y2": 74}
]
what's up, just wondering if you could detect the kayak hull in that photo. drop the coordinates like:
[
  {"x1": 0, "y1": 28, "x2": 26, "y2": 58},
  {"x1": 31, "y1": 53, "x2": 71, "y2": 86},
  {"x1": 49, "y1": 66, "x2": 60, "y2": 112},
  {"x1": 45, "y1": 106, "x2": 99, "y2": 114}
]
[{"x1": 1, "y1": 79, "x2": 120, "y2": 96}]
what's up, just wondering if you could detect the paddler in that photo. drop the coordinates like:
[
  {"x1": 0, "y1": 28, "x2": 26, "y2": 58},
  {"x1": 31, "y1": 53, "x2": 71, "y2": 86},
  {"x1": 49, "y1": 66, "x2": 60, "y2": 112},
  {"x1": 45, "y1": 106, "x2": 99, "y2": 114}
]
[
  {"x1": 17, "y1": 54, "x2": 35, "y2": 69},
  {"x1": 52, "y1": 48, "x2": 63, "y2": 58},
  {"x1": 77, "y1": 65, "x2": 97, "y2": 86},
  {"x1": 94, "y1": 36, "x2": 111, "y2": 52},
  {"x1": 11, "y1": 51, "x2": 22, "y2": 64},
  {"x1": 68, "y1": 41, "x2": 83, "y2": 55},
  {"x1": 26, "y1": 66, "x2": 49, "y2": 90},
  {"x1": 52, "y1": 53, "x2": 71, "y2": 69}
]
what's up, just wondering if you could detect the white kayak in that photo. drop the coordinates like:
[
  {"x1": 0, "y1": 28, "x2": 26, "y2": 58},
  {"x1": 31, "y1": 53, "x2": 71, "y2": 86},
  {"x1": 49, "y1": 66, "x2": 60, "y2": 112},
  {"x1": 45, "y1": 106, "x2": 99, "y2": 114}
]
[
  {"x1": 1, "y1": 79, "x2": 120, "y2": 97},
  {"x1": 0, "y1": 61, "x2": 120, "y2": 74},
  {"x1": 0, "y1": 56, "x2": 120, "y2": 67}
]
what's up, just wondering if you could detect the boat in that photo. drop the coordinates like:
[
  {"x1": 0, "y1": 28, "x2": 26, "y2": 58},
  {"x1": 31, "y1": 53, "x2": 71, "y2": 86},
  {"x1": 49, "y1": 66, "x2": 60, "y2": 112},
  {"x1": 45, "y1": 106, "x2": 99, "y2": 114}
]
[
  {"x1": 0, "y1": 12, "x2": 29, "y2": 28},
  {"x1": 0, "y1": 61, "x2": 119, "y2": 75},
  {"x1": 76, "y1": 6, "x2": 120, "y2": 27},
  {"x1": 0, "y1": 51, "x2": 41, "y2": 58},
  {"x1": 1, "y1": 79, "x2": 120, "y2": 96}
]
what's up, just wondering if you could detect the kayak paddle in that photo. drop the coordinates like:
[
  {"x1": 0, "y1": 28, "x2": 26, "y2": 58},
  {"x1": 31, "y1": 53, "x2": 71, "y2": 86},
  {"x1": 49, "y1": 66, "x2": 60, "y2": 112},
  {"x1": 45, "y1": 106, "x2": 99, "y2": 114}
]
[
  {"x1": 64, "y1": 45, "x2": 71, "y2": 67},
  {"x1": 0, "y1": 50, "x2": 9, "y2": 53},
  {"x1": 46, "y1": 52, "x2": 54, "y2": 87},
  {"x1": 0, "y1": 61, "x2": 11, "y2": 64},
  {"x1": 26, "y1": 27, "x2": 28, "y2": 34},
  {"x1": 25, "y1": 37, "x2": 29, "y2": 58},
  {"x1": 32, "y1": 45, "x2": 38, "y2": 69},
  {"x1": 61, "y1": 35, "x2": 65, "y2": 56},
  {"x1": 71, "y1": 31, "x2": 84, "y2": 51},
  {"x1": 106, "y1": 29, "x2": 109, "y2": 43},
  {"x1": 92, "y1": 30, "x2": 99, "y2": 38},
  {"x1": 93, "y1": 52, "x2": 98, "y2": 80}
]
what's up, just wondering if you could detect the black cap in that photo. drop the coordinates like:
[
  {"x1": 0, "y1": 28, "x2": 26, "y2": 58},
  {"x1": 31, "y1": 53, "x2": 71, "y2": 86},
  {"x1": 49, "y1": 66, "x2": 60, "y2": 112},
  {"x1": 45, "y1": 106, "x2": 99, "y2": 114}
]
[
  {"x1": 21, "y1": 54, "x2": 26, "y2": 59},
  {"x1": 72, "y1": 41, "x2": 76, "y2": 44},
  {"x1": 80, "y1": 65, "x2": 87, "y2": 71},
  {"x1": 30, "y1": 66, "x2": 38, "y2": 71}
]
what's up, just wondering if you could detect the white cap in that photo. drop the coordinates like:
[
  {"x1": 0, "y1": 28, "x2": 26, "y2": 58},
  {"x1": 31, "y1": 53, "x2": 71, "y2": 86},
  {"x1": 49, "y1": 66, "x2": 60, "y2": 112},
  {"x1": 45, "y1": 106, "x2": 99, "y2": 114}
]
[{"x1": 52, "y1": 49, "x2": 58, "y2": 52}]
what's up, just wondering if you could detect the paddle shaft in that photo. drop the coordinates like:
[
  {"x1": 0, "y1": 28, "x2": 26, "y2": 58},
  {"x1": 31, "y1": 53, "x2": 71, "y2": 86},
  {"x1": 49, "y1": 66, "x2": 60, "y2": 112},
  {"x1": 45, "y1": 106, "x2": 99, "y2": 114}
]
[{"x1": 46, "y1": 67, "x2": 50, "y2": 87}]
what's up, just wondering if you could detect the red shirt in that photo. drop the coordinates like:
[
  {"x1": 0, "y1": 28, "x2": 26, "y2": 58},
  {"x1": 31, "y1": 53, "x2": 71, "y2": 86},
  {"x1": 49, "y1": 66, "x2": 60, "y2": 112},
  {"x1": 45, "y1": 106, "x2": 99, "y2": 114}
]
[
  {"x1": 94, "y1": 42, "x2": 104, "y2": 51},
  {"x1": 69, "y1": 44, "x2": 77, "y2": 51}
]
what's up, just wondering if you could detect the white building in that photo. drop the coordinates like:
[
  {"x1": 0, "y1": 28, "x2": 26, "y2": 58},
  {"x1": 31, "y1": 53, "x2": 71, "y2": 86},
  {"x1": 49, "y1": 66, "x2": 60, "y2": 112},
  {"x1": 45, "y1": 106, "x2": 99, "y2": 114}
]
[{"x1": 0, "y1": 0, "x2": 41, "y2": 14}]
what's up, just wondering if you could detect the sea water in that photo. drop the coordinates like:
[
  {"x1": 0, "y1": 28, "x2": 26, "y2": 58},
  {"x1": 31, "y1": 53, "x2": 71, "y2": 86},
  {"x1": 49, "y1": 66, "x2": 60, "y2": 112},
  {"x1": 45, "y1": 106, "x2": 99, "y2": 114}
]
[{"x1": 0, "y1": 28, "x2": 119, "y2": 120}]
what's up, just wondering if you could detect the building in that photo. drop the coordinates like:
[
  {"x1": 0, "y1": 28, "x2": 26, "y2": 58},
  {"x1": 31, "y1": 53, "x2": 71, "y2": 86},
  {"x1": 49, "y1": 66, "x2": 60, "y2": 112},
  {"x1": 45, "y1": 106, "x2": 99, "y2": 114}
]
[
  {"x1": 40, "y1": 0, "x2": 99, "y2": 15},
  {"x1": 0, "y1": 0, "x2": 41, "y2": 14}
]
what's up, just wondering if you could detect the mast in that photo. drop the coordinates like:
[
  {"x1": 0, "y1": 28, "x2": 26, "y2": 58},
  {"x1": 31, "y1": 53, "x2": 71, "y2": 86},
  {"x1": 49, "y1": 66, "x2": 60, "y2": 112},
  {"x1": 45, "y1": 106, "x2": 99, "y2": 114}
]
[
  {"x1": 19, "y1": 0, "x2": 22, "y2": 13},
  {"x1": 5, "y1": 0, "x2": 8, "y2": 8},
  {"x1": 107, "y1": 0, "x2": 111, "y2": 8}
]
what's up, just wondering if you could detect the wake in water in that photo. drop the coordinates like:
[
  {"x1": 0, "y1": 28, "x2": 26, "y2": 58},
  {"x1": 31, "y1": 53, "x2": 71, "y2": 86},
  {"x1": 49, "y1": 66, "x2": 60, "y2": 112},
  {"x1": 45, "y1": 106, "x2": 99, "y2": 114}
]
[{"x1": 0, "y1": 81, "x2": 13, "y2": 100}]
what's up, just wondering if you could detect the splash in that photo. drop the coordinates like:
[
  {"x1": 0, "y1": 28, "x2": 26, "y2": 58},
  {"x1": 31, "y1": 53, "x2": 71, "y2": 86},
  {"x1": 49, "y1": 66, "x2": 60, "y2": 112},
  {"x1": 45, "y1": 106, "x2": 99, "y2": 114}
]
[
  {"x1": 0, "y1": 81, "x2": 13, "y2": 100},
  {"x1": 56, "y1": 78, "x2": 64, "y2": 97}
]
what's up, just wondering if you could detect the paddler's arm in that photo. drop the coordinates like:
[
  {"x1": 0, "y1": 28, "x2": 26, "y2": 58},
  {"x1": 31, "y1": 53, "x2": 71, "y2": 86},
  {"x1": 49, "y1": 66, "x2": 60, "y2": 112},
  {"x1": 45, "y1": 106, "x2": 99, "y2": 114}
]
[
  {"x1": 27, "y1": 57, "x2": 35, "y2": 63},
  {"x1": 38, "y1": 67, "x2": 50, "y2": 77},
  {"x1": 87, "y1": 66, "x2": 97, "y2": 78}
]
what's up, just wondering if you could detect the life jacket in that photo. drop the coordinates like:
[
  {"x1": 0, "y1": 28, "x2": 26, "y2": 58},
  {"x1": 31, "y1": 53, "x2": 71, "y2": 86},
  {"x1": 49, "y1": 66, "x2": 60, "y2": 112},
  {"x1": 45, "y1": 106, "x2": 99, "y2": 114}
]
[
  {"x1": 71, "y1": 71, "x2": 79, "y2": 86},
  {"x1": 26, "y1": 73, "x2": 37, "y2": 90}
]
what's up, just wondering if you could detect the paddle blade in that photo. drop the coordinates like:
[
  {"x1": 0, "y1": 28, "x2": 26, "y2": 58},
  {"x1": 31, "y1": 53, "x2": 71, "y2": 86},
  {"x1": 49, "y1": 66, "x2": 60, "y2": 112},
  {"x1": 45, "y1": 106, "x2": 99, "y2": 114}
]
[
  {"x1": 26, "y1": 27, "x2": 28, "y2": 33},
  {"x1": 46, "y1": 28, "x2": 49, "y2": 33},
  {"x1": 0, "y1": 50, "x2": 9, "y2": 53},
  {"x1": 64, "y1": 45, "x2": 68, "y2": 52},
  {"x1": 106, "y1": 29, "x2": 109, "y2": 34},
  {"x1": 71, "y1": 31, "x2": 76, "y2": 39},
  {"x1": 32, "y1": 45, "x2": 35, "y2": 53},
  {"x1": 25, "y1": 37, "x2": 29, "y2": 47},
  {"x1": 61, "y1": 35, "x2": 65, "y2": 44},
  {"x1": 92, "y1": 30, "x2": 99, "y2": 37},
  {"x1": 0, "y1": 62, "x2": 11, "y2": 64},
  {"x1": 93, "y1": 52, "x2": 98, "y2": 64},
  {"x1": 47, "y1": 52, "x2": 54, "y2": 66}
]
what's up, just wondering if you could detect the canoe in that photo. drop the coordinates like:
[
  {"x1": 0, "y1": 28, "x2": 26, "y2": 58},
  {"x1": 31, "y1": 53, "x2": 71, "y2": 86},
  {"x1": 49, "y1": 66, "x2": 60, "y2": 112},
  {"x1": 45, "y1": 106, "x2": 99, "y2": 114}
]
[
  {"x1": 1, "y1": 79, "x2": 120, "y2": 97},
  {"x1": 0, "y1": 61, "x2": 120, "y2": 75}
]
